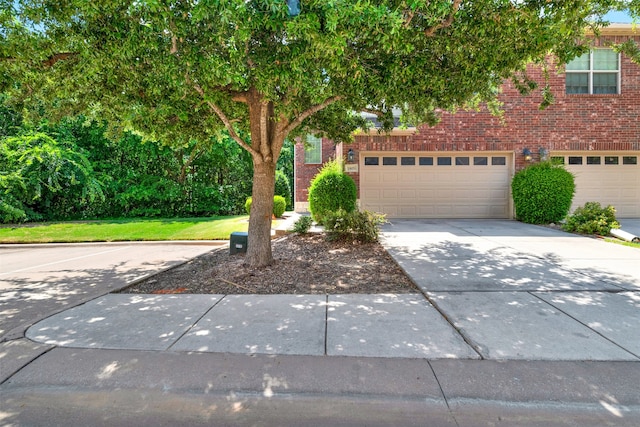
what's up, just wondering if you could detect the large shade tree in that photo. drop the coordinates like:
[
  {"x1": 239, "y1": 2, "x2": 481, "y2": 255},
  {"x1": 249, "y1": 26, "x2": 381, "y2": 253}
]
[{"x1": 0, "y1": 0, "x2": 633, "y2": 267}]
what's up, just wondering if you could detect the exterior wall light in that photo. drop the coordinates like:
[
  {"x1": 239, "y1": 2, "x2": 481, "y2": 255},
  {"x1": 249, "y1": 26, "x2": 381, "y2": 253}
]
[
  {"x1": 347, "y1": 148, "x2": 355, "y2": 163},
  {"x1": 523, "y1": 148, "x2": 532, "y2": 161},
  {"x1": 539, "y1": 147, "x2": 549, "y2": 161}
]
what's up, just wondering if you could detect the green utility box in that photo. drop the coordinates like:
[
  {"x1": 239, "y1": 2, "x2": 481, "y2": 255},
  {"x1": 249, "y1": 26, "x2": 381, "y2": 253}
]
[{"x1": 230, "y1": 231, "x2": 248, "y2": 254}]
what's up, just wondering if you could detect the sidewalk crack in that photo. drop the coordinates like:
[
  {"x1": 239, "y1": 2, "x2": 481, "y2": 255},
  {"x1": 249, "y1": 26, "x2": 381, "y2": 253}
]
[{"x1": 166, "y1": 295, "x2": 226, "y2": 351}]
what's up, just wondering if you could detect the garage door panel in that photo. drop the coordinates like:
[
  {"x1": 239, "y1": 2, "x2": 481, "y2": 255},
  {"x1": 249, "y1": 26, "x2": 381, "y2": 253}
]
[
  {"x1": 399, "y1": 190, "x2": 417, "y2": 199},
  {"x1": 397, "y1": 206, "x2": 418, "y2": 217},
  {"x1": 381, "y1": 171, "x2": 399, "y2": 181},
  {"x1": 416, "y1": 189, "x2": 437, "y2": 198},
  {"x1": 361, "y1": 152, "x2": 512, "y2": 219}
]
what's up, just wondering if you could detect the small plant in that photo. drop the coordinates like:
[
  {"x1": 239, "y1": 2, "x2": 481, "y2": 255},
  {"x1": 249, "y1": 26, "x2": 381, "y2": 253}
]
[
  {"x1": 323, "y1": 209, "x2": 387, "y2": 243},
  {"x1": 245, "y1": 195, "x2": 287, "y2": 218},
  {"x1": 511, "y1": 161, "x2": 575, "y2": 224},
  {"x1": 308, "y1": 159, "x2": 357, "y2": 224},
  {"x1": 291, "y1": 215, "x2": 313, "y2": 234},
  {"x1": 563, "y1": 202, "x2": 621, "y2": 235}
]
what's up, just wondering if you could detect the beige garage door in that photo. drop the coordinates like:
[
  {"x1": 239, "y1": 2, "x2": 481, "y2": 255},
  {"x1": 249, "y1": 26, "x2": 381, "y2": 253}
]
[
  {"x1": 360, "y1": 152, "x2": 512, "y2": 218},
  {"x1": 559, "y1": 152, "x2": 640, "y2": 218}
]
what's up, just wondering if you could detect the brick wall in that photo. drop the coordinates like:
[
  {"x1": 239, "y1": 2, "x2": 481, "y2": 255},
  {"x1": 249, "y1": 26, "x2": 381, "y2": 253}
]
[{"x1": 295, "y1": 33, "x2": 640, "y2": 204}]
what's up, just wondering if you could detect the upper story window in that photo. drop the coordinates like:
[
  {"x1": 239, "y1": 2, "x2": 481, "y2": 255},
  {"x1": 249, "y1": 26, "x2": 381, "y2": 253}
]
[
  {"x1": 304, "y1": 135, "x2": 322, "y2": 164},
  {"x1": 565, "y1": 48, "x2": 620, "y2": 94}
]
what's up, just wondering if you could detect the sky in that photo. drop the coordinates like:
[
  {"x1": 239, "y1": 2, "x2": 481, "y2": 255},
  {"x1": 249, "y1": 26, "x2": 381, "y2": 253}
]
[{"x1": 602, "y1": 10, "x2": 635, "y2": 23}]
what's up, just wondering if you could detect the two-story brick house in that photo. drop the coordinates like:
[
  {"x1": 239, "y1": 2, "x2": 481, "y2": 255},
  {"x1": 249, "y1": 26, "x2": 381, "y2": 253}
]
[{"x1": 294, "y1": 24, "x2": 640, "y2": 219}]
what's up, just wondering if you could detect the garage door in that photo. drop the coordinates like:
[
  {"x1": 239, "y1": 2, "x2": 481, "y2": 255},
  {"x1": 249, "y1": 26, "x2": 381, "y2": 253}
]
[
  {"x1": 360, "y1": 152, "x2": 512, "y2": 218},
  {"x1": 559, "y1": 152, "x2": 640, "y2": 218}
]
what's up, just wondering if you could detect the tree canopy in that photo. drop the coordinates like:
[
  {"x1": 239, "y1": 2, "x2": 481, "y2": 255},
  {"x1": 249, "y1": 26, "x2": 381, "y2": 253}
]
[{"x1": 1, "y1": 0, "x2": 637, "y2": 266}]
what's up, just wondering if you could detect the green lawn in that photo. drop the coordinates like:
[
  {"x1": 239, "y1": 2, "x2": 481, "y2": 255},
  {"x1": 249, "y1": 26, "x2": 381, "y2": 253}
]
[
  {"x1": 604, "y1": 237, "x2": 640, "y2": 249},
  {"x1": 0, "y1": 216, "x2": 255, "y2": 243}
]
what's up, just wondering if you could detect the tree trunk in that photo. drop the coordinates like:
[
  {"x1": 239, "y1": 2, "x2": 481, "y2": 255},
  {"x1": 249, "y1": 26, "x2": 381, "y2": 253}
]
[
  {"x1": 246, "y1": 159, "x2": 276, "y2": 267},
  {"x1": 244, "y1": 89, "x2": 282, "y2": 268}
]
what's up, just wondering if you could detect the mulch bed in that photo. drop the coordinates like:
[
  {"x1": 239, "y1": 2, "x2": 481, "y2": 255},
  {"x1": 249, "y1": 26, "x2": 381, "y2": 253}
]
[{"x1": 121, "y1": 233, "x2": 419, "y2": 295}]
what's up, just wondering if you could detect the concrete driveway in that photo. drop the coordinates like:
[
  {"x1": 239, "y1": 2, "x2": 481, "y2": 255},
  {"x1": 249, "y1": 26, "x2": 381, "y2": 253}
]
[{"x1": 380, "y1": 219, "x2": 640, "y2": 360}]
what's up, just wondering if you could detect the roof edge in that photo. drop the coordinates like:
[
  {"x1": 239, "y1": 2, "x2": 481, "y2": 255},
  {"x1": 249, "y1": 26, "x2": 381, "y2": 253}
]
[{"x1": 589, "y1": 23, "x2": 639, "y2": 36}]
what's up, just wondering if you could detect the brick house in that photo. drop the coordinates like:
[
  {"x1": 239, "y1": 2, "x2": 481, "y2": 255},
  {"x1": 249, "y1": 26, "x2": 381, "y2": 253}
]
[{"x1": 294, "y1": 24, "x2": 640, "y2": 219}]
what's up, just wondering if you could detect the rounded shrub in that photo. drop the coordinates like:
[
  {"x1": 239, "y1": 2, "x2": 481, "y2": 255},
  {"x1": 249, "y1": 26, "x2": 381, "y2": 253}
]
[
  {"x1": 511, "y1": 161, "x2": 575, "y2": 224},
  {"x1": 275, "y1": 170, "x2": 292, "y2": 211},
  {"x1": 308, "y1": 159, "x2": 357, "y2": 224},
  {"x1": 273, "y1": 195, "x2": 286, "y2": 218},
  {"x1": 245, "y1": 195, "x2": 287, "y2": 218},
  {"x1": 562, "y1": 202, "x2": 620, "y2": 235}
]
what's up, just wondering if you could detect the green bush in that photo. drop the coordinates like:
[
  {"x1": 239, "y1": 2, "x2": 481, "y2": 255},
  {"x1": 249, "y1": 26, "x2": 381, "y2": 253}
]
[
  {"x1": 245, "y1": 195, "x2": 287, "y2": 218},
  {"x1": 562, "y1": 202, "x2": 620, "y2": 235},
  {"x1": 273, "y1": 195, "x2": 286, "y2": 218},
  {"x1": 308, "y1": 159, "x2": 357, "y2": 224},
  {"x1": 511, "y1": 161, "x2": 575, "y2": 224},
  {"x1": 275, "y1": 170, "x2": 292, "y2": 211},
  {"x1": 323, "y1": 209, "x2": 387, "y2": 243},
  {"x1": 291, "y1": 215, "x2": 313, "y2": 234},
  {"x1": 0, "y1": 199, "x2": 27, "y2": 223}
]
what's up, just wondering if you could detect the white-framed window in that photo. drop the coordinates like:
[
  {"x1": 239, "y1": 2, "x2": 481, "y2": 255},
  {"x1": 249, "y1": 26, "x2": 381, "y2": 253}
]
[
  {"x1": 565, "y1": 48, "x2": 620, "y2": 94},
  {"x1": 304, "y1": 135, "x2": 322, "y2": 164}
]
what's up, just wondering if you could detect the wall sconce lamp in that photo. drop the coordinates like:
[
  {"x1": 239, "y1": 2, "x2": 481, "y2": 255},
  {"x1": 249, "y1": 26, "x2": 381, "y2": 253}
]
[
  {"x1": 539, "y1": 147, "x2": 549, "y2": 161},
  {"x1": 347, "y1": 149, "x2": 355, "y2": 163},
  {"x1": 523, "y1": 148, "x2": 532, "y2": 162}
]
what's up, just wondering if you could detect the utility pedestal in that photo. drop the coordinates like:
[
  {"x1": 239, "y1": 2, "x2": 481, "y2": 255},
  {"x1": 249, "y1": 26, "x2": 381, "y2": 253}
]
[{"x1": 230, "y1": 231, "x2": 248, "y2": 254}]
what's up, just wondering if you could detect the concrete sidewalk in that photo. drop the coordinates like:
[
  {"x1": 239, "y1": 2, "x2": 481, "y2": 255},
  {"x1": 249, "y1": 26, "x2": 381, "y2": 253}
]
[
  {"x1": 2, "y1": 219, "x2": 640, "y2": 425},
  {"x1": 21, "y1": 293, "x2": 478, "y2": 359}
]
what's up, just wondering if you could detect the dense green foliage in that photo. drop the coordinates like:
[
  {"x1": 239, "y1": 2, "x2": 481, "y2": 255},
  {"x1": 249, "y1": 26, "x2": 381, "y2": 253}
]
[
  {"x1": 0, "y1": 116, "x2": 261, "y2": 223},
  {"x1": 323, "y1": 209, "x2": 387, "y2": 243},
  {"x1": 563, "y1": 202, "x2": 621, "y2": 235},
  {"x1": 308, "y1": 160, "x2": 357, "y2": 224},
  {"x1": 0, "y1": 132, "x2": 103, "y2": 222},
  {"x1": 291, "y1": 215, "x2": 313, "y2": 234},
  {"x1": 511, "y1": 162, "x2": 576, "y2": 224}
]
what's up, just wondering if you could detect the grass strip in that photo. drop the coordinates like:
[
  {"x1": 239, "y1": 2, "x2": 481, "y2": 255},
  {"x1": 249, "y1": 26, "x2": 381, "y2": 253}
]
[{"x1": 0, "y1": 216, "x2": 251, "y2": 243}]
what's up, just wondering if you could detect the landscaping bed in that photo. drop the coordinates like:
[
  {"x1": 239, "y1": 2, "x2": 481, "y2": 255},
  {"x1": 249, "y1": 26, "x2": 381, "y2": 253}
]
[{"x1": 122, "y1": 233, "x2": 419, "y2": 294}]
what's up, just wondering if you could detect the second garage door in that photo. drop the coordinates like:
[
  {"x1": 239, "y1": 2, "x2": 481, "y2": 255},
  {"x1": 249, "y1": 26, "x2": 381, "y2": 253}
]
[
  {"x1": 559, "y1": 152, "x2": 640, "y2": 218},
  {"x1": 359, "y1": 152, "x2": 512, "y2": 218}
]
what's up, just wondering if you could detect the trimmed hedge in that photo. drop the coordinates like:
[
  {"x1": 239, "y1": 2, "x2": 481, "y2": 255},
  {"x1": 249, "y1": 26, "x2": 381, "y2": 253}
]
[
  {"x1": 511, "y1": 161, "x2": 575, "y2": 224},
  {"x1": 273, "y1": 195, "x2": 286, "y2": 218},
  {"x1": 308, "y1": 159, "x2": 357, "y2": 224},
  {"x1": 244, "y1": 195, "x2": 287, "y2": 218}
]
